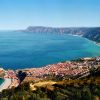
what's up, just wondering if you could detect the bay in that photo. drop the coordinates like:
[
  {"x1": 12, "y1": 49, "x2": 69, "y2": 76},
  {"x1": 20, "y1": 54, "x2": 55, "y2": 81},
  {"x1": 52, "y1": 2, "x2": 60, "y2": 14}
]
[{"x1": 0, "y1": 31, "x2": 100, "y2": 69}]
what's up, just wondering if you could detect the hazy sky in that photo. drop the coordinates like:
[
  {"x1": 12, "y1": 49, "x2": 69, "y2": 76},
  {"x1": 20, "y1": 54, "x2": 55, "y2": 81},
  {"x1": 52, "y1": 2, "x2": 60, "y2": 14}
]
[{"x1": 0, "y1": 0, "x2": 100, "y2": 30}]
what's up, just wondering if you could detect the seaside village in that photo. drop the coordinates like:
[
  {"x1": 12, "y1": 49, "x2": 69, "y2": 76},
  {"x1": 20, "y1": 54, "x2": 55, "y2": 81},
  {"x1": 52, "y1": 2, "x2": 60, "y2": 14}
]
[
  {"x1": 0, "y1": 68, "x2": 19, "y2": 92},
  {"x1": 0, "y1": 57, "x2": 100, "y2": 91}
]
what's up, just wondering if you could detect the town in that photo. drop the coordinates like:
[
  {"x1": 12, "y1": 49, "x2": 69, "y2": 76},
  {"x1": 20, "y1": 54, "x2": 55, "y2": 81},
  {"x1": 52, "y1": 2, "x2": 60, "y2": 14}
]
[
  {"x1": 0, "y1": 57, "x2": 100, "y2": 92},
  {"x1": 20, "y1": 57, "x2": 100, "y2": 82}
]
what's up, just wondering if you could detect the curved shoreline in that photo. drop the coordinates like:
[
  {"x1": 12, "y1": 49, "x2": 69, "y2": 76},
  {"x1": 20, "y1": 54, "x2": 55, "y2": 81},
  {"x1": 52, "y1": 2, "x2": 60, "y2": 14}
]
[
  {"x1": 71, "y1": 34, "x2": 100, "y2": 46},
  {"x1": 0, "y1": 78, "x2": 12, "y2": 92}
]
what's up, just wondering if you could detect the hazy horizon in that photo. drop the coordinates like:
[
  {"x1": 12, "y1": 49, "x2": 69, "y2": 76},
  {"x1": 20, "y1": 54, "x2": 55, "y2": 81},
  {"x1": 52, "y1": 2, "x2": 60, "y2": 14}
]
[
  {"x1": 0, "y1": 0, "x2": 100, "y2": 30},
  {"x1": 0, "y1": 26, "x2": 100, "y2": 31}
]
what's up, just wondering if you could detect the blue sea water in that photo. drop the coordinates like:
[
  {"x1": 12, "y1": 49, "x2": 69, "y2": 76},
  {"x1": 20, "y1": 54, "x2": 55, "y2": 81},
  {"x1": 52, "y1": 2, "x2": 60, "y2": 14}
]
[
  {"x1": 0, "y1": 31, "x2": 100, "y2": 70},
  {"x1": 0, "y1": 78, "x2": 4, "y2": 85}
]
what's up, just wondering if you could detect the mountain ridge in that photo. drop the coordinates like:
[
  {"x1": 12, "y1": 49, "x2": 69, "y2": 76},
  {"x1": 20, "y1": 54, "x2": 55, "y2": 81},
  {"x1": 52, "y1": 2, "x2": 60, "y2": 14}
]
[{"x1": 22, "y1": 26, "x2": 100, "y2": 43}]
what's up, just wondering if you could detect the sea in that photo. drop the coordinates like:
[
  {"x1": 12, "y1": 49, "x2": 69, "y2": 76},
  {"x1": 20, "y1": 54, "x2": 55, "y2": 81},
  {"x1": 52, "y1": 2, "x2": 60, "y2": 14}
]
[
  {"x1": 0, "y1": 31, "x2": 100, "y2": 85},
  {"x1": 0, "y1": 78, "x2": 4, "y2": 86},
  {"x1": 0, "y1": 31, "x2": 100, "y2": 70}
]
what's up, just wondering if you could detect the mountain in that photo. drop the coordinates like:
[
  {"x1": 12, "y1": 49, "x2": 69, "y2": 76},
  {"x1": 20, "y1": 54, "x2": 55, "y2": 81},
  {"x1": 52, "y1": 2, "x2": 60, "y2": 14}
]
[
  {"x1": 23, "y1": 26, "x2": 100, "y2": 43},
  {"x1": 83, "y1": 27, "x2": 100, "y2": 42},
  {"x1": 24, "y1": 26, "x2": 88, "y2": 35}
]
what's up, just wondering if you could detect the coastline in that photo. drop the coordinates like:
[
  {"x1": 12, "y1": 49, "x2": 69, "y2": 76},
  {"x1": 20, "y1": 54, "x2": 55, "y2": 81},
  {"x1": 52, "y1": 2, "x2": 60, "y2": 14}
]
[
  {"x1": 95, "y1": 42, "x2": 100, "y2": 46},
  {"x1": 0, "y1": 33, "x2": 99, "y2": 92},
  {"x1": 87, "y1": 39, "x2": 100, "y2": 46},
  {"x1": 73, "y1": 34, "x2": 100, "y2": 46},
  {"x1": 0, "y1": 78, "x2": 12, "y2": 92},
  {"x1": 0, "y1": 56, "x2": 100, "y2": 92}
]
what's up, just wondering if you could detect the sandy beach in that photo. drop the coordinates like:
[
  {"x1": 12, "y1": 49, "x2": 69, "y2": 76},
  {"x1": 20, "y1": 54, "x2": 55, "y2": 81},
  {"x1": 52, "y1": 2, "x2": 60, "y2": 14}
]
[{"x1": 0, "y1": 78, "x2": 12, "y2": 92}]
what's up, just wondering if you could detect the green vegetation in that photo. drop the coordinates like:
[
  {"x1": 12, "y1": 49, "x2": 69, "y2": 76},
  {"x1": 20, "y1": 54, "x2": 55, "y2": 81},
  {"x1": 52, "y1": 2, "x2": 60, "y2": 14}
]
[{"x1": 0, "y1": 72, "x2": 100, "y2": 100}]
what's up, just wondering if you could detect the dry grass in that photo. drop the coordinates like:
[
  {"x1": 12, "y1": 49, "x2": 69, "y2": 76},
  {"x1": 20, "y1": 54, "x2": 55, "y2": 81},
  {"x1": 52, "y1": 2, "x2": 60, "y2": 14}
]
[{"x1": 30, "y1": 80, "x2": 56, "y2": 91}]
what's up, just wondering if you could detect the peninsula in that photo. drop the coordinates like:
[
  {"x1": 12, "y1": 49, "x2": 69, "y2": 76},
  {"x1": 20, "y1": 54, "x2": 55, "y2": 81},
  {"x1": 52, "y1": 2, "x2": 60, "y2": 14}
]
[{"x1": 22, "y1": 26, "x2": 100, "y2": 43}]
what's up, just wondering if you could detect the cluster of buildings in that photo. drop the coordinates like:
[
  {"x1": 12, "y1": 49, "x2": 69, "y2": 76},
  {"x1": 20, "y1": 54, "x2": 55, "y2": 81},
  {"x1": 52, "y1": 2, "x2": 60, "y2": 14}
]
[
  {"x1": 22, "y1": 57, "x2": 100, "y2": 81},
  {"x1": 0, "y1": 56, "x2": 100, "y2": 90},
  {"x1": 4, "y1": 70, "x2": 19, "y2": 88},
  {"x1": 0, "y1": 69, "x2": 20, "y2": 91}
]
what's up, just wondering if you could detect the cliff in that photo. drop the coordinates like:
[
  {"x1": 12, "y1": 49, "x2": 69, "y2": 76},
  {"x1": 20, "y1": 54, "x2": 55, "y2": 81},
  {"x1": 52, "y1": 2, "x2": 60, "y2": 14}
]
[
  {"x1": 24, "y1": 26, "x2": 100, "y2": 43},
  {"x1": 83, "y1": 27, "x2": 100, "y2": 42}
]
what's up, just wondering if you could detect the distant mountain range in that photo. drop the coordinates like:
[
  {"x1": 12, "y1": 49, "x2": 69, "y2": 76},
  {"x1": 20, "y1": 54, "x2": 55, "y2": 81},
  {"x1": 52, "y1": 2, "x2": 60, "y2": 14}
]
[{"x1": 22, "y1": 26, "x2": 100, "y2": 43}]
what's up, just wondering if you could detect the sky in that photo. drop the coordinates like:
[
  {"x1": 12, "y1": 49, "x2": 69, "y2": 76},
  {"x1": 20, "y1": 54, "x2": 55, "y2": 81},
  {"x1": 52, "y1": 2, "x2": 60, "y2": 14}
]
[{"x1": 0, "y1": 0, "x2": 100, "y2": 30}]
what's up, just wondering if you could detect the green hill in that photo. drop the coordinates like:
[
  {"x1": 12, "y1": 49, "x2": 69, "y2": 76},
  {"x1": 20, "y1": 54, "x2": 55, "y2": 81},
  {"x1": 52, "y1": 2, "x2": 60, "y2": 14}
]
[{"x1": 0, "y1": 71, "x2": 100, "y2": 100}]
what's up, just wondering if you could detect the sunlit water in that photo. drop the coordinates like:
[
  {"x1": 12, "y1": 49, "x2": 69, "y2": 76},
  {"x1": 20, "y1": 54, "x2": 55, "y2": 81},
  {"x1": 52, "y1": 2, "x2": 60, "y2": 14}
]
[{"x1": 0, "y1": 31, "x2": 100, "y2": 70}]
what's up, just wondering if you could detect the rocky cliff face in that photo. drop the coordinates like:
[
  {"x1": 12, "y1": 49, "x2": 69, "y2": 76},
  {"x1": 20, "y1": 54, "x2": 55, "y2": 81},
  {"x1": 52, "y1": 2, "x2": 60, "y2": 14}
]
[
  {"x1": 83, "y1": 28, "x2": 100, "y2": 42},
  {"x1": 24, "y1": 26, "x2": 88, "y2": 35},
  {"x1": 24, "y1": 26, "x2": 100, "y2": 42}
]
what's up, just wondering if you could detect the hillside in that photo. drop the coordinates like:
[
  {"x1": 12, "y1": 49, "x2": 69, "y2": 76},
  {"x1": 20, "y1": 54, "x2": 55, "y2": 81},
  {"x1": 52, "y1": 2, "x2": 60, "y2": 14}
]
[
  {"x1": 0, "y1": 71, "x2": 100, "y2": 100},
  {"x1": 0, "y1": 57, "x2": 100, "y2": 100},
  {"x1": 83, "y1": 27, "x2": 100, "y2": 42},
  {"x1": 23, "y1": 26, "x2": 100, "y2": 43}
]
